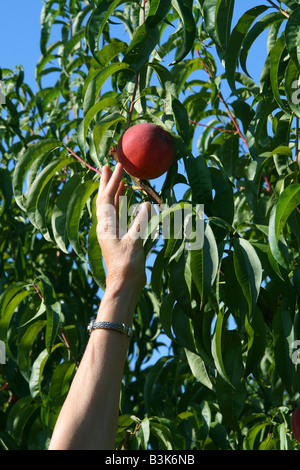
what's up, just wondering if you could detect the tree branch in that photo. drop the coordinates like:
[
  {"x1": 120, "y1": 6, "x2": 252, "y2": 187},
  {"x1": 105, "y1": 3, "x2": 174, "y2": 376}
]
[{"x1": 266, "y1": 0, "x2": 290, "y2": 18}]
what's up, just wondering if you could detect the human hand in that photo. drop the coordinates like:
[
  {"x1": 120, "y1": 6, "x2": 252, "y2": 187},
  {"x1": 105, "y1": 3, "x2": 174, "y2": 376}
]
[{"x1": 96, "y1": 163, "x2": 151, "y2": 293}]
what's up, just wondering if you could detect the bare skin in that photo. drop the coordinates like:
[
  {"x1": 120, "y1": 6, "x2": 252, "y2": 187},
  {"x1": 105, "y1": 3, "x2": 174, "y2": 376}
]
[{"x1": 48, "y1": 163, "x2": 151, "y2": 450}]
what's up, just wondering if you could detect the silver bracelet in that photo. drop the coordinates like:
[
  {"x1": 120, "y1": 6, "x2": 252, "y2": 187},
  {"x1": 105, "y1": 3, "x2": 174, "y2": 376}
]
[{"x1": 87, "y1": 319, "x2": 132, "y2": 338}]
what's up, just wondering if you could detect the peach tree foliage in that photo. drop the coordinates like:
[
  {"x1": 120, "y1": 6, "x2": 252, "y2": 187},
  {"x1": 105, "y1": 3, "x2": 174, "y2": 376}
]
[{"x1": 0, "y1": 0, "x2": 300, "y2": 450}]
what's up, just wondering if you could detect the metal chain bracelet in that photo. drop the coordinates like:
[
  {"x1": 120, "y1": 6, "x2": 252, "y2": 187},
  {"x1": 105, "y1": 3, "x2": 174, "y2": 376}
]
[{"x1": 87, "y1": 319, "x2": 132, "y2": 338}]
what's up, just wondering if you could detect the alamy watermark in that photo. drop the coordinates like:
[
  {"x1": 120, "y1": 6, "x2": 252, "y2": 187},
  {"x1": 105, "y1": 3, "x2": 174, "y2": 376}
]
[
  {"x1": 0, "y1": 81, "x2": 5, "y2": 105},
  {"x1": 98, "y1": 198, "x2": 205, "y2": 250},
  {"x1": 292, "y1": 340, "x2": 300, "y2": 366},
  {"x1": 0, "y1": 341, "x2": 6, "y2": 365}
]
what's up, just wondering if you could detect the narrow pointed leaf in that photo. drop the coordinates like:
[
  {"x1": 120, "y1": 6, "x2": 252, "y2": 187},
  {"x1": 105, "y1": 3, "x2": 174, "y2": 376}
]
[
  {"x1": 233, "y1": 238, "x2": 262, "y2": 318},
  {"x1": 285, "y1": 8, "x2": 300, "y2": 72},
  {"x1": 225, "y1": 5, "x2": 269, "y2": 93},
  {"x1": 66, "y1": 180, "x2": 99, "y2": 260},
  {"x1": 170, "y1": 0, "x2": 196, "y2": 65}
]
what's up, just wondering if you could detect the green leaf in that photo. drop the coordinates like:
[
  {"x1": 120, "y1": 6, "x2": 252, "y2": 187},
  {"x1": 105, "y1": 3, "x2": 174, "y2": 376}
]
[
  {"x1": 0, "y1": 168, "x2": 13, "y2": 212},
  {"x1": 244, "y1": 307, "x2": 266, "y2": 376},
  {"x1": 93, "y1": 112, "x2": 127, "y2": 154},
  {"x1": 62, "y1": 29, "x2": 85, "y2": 73},
  {"x1": 40, "y1": 2, "x2": 59, "y2": 56},
  {"x1": 83, "y1": 62, "x2": 131, "y2": 115},
  {"x1": 36, "y1": 275, "x2": 61, "y2": 353},
  {"x1": 29, "y1": 344, "x2": 64, "y2": 401},
  {"x1": 244, "y1": 422, "x2": 269, "y2": 450},
  {"x1": 170, "y1": 0, "x2": 196, "y2": 65},
  {"x1": 49, "y1": 361, "x2": 76, "y2": 402},
  {"x1": 285, "y1": 58, "x2": 300, "y2": 118},
  {"x1": 13, "y1": 139, "x2": 63, "y2": 210},
  {"x1": 146, "y1": 0, "x2": 172, "y2": 28},
  {"x1": 190, "y1": 223, "x2": 219, "y2": 305},
  {"x1": 122, "y1": 22, "x2": 160, "y2": 72},
  {"x1": 254, "y1": 146, "x2": 293, "y2": 188},
  {"x1": 7, "y1": 396, "x2": 40, "y2": 445},
  {"x1": 147, "y1": 62, "x2": 178, "y2": 97},
  {"x1": 172, "y1": 303, "x2": 196, "y2": 352},
  {"x1": 185, "y1": 155, "x2": 212, "y2": 206},
  {"x1": 270, "y1": 33, "x2": 290, "y2": 114},
  {"x1": 170, "y1": 58, "x2": 206, "y2": 94},
  {"x1": 169, "y1": 250, "x2": 193, "y2": 317},
  {"x1": 66, "y1": 179, "x2": 99, "y2": 260},
  {"x1": 269, "y1": 183, "x2": 300, "y2": 267},
  {"x1": 215, "y1": 0, "x2": 235, "y2": 53},
  {"x1": 185, "y1": 348, "x2": 213, "y2": 389},
  {"x1": 285, "y1": 8, "x2": 300, "y2": 72},
  {"x1": 98, "y1": 40, "x2": 128, "y2": 67},
  {"x1": 203, "y1": 0, "x2": 221, "y2": 48},
  {"x1": 25, "y1": 155, "x2": 76, "y2": 228},
  {"x1": 225, "y1": 5, "x2": 269, "y2": 93},
  {"x1": 18, "y1": 320, "x2": 47, "y2": 381},
  {"x1": 273, "y1": 308, "x2": 297, "y2": 396},
  {"x1": 210, "y1": 168, "x2": 234, "y2": 226},
  {"x1": 51, "y1": 173, "x2": 82, "y2": 253},
  {"x1": 241, "y1": 12, "x2": 283, "y2": 78},
  {"x1": 215, "y1": 331, "x2": 246, "y2": 431},
  {"x1": 159, "y1": 292, "x2": 176, "y2": 341},
  {"x1": 0, "y1": 283, "x2": 32, "y2": 344},
  {"x1": 85, "y1": 0, "x2": 137, "y2": 62},
  {"x1": 78, "y1": 97, "x2": 121, "y2": 157},
  {"x1": 233, "y1": 238, "x2": 262, "y2": 318},
  {"x1": 211, "y1": 310, "x2": 232, "y2": 386},
  {"x1": 87, "y1": 196, "x2": 107, "y2": 290}
]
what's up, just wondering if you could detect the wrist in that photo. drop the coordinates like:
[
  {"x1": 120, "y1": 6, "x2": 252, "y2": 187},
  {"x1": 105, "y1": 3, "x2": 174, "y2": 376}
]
[
  {"x1": 106, "y1": 269, "x2": 146, "y2": 295},
  {"x1": 96, "y1": 279, "x2": 142, "y2": 325}
]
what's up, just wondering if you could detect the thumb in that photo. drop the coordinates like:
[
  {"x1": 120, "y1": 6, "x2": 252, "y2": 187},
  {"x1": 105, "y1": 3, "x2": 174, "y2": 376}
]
[{"x1": 128, "y1": 202, "x2": 152, "y2": 240}]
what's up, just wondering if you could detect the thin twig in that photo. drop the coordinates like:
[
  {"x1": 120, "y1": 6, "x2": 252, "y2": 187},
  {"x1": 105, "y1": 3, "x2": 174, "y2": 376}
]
[
  {"x1": 189, "y1": 119, "x2": 239, "y2": 134},
  {"x1": 266, "y1": 0, "x2": 290, "y2": 18},
  {"x1": 196, "y1": 50, "x2": 249, "y2": 150},
  {"x1": 67, "y1": 147, "x2": 101, "y2": 175}
]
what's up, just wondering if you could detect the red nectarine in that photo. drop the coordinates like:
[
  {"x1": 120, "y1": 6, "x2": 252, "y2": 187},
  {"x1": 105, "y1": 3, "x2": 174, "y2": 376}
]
[{"x1": 117, "y1": 123, "x2": 174, "y2": 180}]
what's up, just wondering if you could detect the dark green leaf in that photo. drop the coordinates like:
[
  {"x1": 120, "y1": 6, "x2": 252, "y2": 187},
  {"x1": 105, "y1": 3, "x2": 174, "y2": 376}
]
[
  {"x1": 215, "y1": 331, "x2": 246, "y2": 431},
  {"x1": 225, "y1": 5, "x2": 269, "y2": 93},
  {"x1": 233, "y1": 237, "x2": 262, "y2": 318},
  {"x1": 285, "y1": 8, "x2": 300, "y2": 72},
  {"x1": 269, "y1": 183, "x2": 300, "y2": 267},
  {"x1": 170, "y1": 0, "x2": 196, "y2": 65}
]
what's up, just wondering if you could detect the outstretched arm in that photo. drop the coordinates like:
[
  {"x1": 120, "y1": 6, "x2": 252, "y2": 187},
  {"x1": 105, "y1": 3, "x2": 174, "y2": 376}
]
[{"x1": 49, "y1": 163, "x2": 151, "y2": 450}]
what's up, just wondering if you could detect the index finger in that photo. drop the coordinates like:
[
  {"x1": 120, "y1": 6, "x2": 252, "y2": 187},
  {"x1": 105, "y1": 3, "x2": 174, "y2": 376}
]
[{"x1": 97, "y1": 163, "x2": 124, "y2": 205}]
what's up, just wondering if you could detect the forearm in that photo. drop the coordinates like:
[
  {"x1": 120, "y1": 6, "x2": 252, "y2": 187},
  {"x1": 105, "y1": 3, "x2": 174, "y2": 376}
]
[{"x1": 48, "y1": 283, "x2": 138, "y2": 450}]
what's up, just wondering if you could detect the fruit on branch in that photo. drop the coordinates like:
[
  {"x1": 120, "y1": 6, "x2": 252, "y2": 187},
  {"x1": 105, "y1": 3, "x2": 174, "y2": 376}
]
[
  {"x1": 117, "y1": 123, "x2": 174, "y2": 180},
  {"x1": 292, "y1": 407, "x2": 300, "y2": 443}
]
